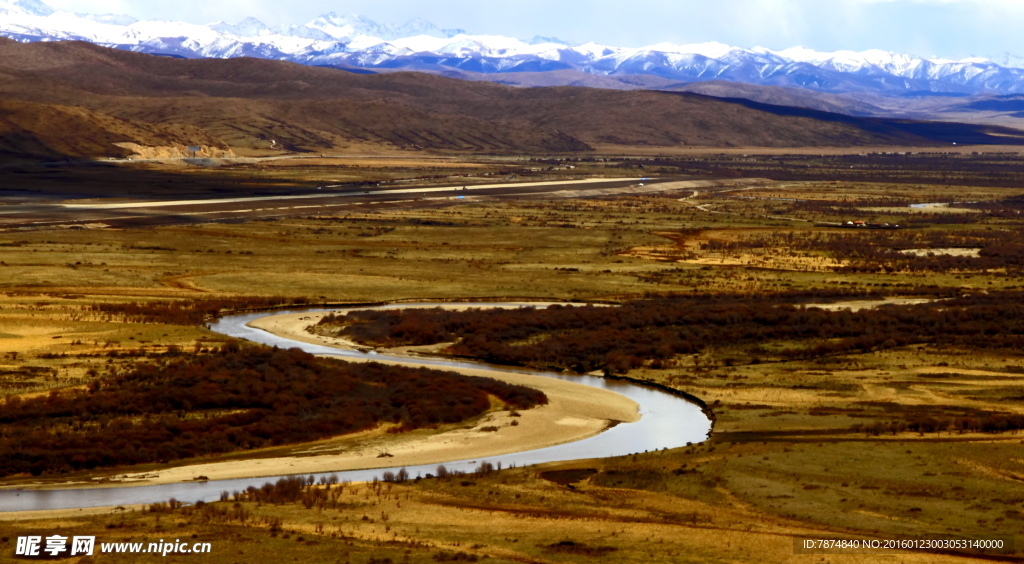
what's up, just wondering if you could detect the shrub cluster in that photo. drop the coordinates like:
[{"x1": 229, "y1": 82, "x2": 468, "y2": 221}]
[
  {"x1": 699, "y1": 228, "x2": 1024, "y2": 274},
  {"x1": 0, "y1": 346, "x2": 545, "y2": 477},
  {"x1": 90, "y1": 296, "x2": 311, "y2": 325},
  {"x1": 856, "y1": 413, "x2": 1024, "y2": 436},
  {"x1": 321, "y1": 291, "x2": 1024, "y2": 374}
]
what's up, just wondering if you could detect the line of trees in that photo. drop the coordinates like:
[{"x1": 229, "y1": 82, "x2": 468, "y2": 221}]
[
  {"x1": 320, "y1": 291, "x2": 1024, "y2": 374},
  {"x1": 0, "y1": 346, "x2": 545, "y2": 477},
  {"x1": 856, "y1": 413, "x2": 1024, "y2": 436},
  {"x1": 698, "y1": 228, "x2": 1024, "y2": 274},
  {"x1": 90, "y1": 296, "x2": 312, "y2": 325},
  {"x1": 650, "y1": 154, "x2": 1024, "y2": 189},
  {"x1": 954, "y1": 193, "x2": 1024, "y2": 216}
]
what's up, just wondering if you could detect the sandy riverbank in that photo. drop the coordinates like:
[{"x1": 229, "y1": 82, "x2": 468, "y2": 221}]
[
  {"x1": 802, "y1": 297, "x2": 936, "y2": 312},
  {"x1": 253, "y1": 302, "x2": 571, "y2": 349},
  {"x1": 3, "y1": 307, "x2": 638, "y2": 493}
]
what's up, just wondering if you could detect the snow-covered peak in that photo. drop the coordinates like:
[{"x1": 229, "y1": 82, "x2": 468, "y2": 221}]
[
  {"x1": 380, "y1": 33, "x2": 578, "y2": 59},
  {"x1": 210, "y1": 17, "x2": 271, "y2": 38},
  {"x1": 992, "y1": 52, "x2": 1024, "y2": 68},
  {"x1": 645, "y1": 41, "x2": 739, "y2": 59},
  {"x1": 306, "y1": 12, "x2": 465, "y2": 42},
  {"x1": 929, "y1": 56, "x2": 989, "y2": 66},
  {"x1": 121, "y1": 19, "x2": 224, "y2": 43},
  {"x1": 396, "y1": 17, "x2": 464, "y2": 39},
  {"x1": 0, "y1": 0, "x2": 54, "y2": 17},
  {"x1": 308, "y1": 12, "x2": 382, "y2": 40},
  {"x1": 83, "y1": 13, "x2": 137, "y2": 26},
  {"x1": 771, "y1": 45, "x2": 986, "y2": 71},
  {"x1": 388, "y1": 34, "x2": 463, "y2": 53},
  {"x1": 530, "y1": 35, "x2": 570, "y2": 46},
  {"x1": 574, "y1": 42, "x2": 620, "y2": 58},
  {"x1": 273, "y1": 23, "x2": 335, "y2": 42},
  {"x1": 3, "y1": 0, "x2": 1024, "y2": 95}
]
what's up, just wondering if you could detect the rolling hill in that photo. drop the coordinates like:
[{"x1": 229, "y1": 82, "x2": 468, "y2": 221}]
[{"x1": 0, "y1": 39, "x2": 1022, "y2": 161}]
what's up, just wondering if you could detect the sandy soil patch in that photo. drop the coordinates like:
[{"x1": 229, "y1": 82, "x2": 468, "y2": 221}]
[
  {"x1": 898, "y1": 247, "x2": 982, "y2": 257},
  {"x1": 858, "y1": 205, "x2": 983, "y2": 214},
  {"x1": 0, "y1": 505, "x2": 144, "y2": 522},
  {"x1": 916, "y1": 366, "x2": 1022, "y2": 378},
  {"x1": 114, "y1": 142, "x2": 236, "y2": 160},
  {"x1": 627, "y1": 245, "x2": 843, "y2": 273},
  {"x1": 802, "y1": 297, "x2": 936, "y2": 312}
]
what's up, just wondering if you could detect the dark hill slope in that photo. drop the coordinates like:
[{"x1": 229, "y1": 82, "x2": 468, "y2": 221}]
[
  {"x1": 0, "y1": 99, "x2": 225, "y2": 162},
  {"x1": 665, "y1": 80, "x2": 884, "y2": 116},
  {"x1": 0, "y1": 39, "x2": 1021, "y2": 159}
]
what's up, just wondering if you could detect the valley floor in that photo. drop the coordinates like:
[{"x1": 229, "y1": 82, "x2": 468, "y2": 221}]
[{"x1": 3, "y1": 152, "x2": 1024, "y2": 562}]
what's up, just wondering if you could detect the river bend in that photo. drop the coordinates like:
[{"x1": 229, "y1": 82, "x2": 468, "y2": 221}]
[{"x1": 0, "y1": 303, "x2": 711, "y2": 512}]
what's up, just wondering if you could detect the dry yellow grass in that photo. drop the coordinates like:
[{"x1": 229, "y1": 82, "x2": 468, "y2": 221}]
[{"x1": 3, "y1": 174, "x2": 1024, "y2": 562}]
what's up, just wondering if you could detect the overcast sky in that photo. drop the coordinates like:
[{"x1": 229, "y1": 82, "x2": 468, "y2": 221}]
[{"x1": 41, "y1": 0, "x2": 1024, "y2": 59}]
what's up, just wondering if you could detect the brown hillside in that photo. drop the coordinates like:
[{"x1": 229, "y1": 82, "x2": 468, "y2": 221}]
[
  {"x1": 0, "y1": 100, "x2": 226, "y2": 162},
  {"x1": 0, "y1": 38, "x2": 1021, "y2": 160},
  {"x1": 665, "y1": 80, "x2": 885, "y2": 116}
]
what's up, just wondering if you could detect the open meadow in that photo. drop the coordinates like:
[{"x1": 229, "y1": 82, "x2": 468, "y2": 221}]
[{"x1": 3, "y1": 151, "x2": 1024, "y2": 562}]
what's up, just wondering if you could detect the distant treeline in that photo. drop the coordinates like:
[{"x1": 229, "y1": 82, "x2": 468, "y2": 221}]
[
  {"x1": 90, "y1": 296, "x2": 313, "y2": 325},
  {"x1": 650, "y1": 153, "x2": 1024, "y2": 189},
  {"x1": 786, "y1": 199, "x2": 984, "y2": 224},
  {"x1": 320, "y1": 291, "x2": 1024, "y2": 374},
  {"x1": 953, "y1": 194, "x2": 1024, "y2": 217},
  {"x1": 856, "y1": 413, "x2": 1024, "y2": 437},
  {"x1": 699, "y1": 228, "x2": 1024, "y2": 274},
  {"x1": 0, "y1": 346, "x2": 545, "y2": 477},
  {"x1": 780, "y1": 196, "x2": 1024, "y2": 223}
]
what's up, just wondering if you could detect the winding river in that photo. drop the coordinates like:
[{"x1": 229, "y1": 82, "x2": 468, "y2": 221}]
[{"x1": 0, "y1": 304, "x2": 712, "y2": 512}]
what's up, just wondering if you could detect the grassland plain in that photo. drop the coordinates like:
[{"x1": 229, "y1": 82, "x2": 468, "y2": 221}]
[{"x1": 3, "y1": 157, "x2": 1024, "y2": 563}]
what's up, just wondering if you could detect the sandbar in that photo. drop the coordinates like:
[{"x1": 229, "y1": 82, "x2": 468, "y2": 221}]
[{"x1": 5, "y1": 307, "x2": 638, "y2": 491}]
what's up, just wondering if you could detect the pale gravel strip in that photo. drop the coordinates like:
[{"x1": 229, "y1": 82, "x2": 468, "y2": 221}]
[{"x1": 58, "y1": 178, "x2": 643, "y2": 209}]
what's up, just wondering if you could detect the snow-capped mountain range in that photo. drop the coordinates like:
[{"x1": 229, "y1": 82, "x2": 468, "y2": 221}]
[{"x1": 3, "y1": 0, "x2": 1024, "y2": 96}]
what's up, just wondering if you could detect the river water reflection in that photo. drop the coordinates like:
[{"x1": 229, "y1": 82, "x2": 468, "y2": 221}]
[{"x1": 1, "y1": 304, "x2": 711, "y2": 512}]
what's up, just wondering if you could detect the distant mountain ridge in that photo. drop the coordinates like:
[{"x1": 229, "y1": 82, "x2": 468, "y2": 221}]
[
  {"x1": 2, "y1": 0, "x2": 1024, "y2": 96},
  {"x1": 2, "y1": 38, "x2": 1023, "y2": 165}
]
